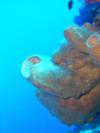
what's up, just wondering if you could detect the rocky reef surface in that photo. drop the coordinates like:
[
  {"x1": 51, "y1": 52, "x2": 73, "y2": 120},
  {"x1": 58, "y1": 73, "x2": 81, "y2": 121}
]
[
  {"x1": 74, "y1": 2, "x2": 100, "y2": 26},
  {"x1": 21, "y1": 14, "x2": 100, "y2": 132}
]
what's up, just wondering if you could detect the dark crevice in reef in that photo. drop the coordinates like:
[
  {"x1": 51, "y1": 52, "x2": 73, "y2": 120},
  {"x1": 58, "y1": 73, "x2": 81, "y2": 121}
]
[
  {"x1": 77, "y1": 79, "x2": 100, "y2": 99},
  {"x1": 37, "y1": 78, "x2": 100, "y2": 102}
]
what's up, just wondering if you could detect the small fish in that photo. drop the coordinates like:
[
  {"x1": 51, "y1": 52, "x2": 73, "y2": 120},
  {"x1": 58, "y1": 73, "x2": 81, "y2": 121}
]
[{"x1": 68, "y1": 0, "x2": 73, "y2": 10}]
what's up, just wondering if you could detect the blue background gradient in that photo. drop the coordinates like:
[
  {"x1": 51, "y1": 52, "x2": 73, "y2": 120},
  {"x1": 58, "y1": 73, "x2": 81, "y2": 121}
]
[{"x1": 0, "y1": 0, "x2": 81, "y2": 132}]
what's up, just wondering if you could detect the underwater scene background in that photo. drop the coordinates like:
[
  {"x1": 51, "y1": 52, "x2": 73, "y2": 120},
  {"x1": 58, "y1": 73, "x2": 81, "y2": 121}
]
[{"x1": 0, "y1": 0, "x2": 100, "y2": 133}]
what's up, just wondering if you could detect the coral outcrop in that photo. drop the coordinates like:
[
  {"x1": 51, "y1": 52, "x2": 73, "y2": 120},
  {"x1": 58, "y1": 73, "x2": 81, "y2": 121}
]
[{"x1": 21, "y1": 17, "x2": 100, "y2": 127}]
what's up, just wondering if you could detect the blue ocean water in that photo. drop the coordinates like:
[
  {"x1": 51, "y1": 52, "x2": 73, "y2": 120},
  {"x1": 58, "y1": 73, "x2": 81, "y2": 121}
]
[{"x1": 0, "y1": 0, "x2": 81, "y2": 133}]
